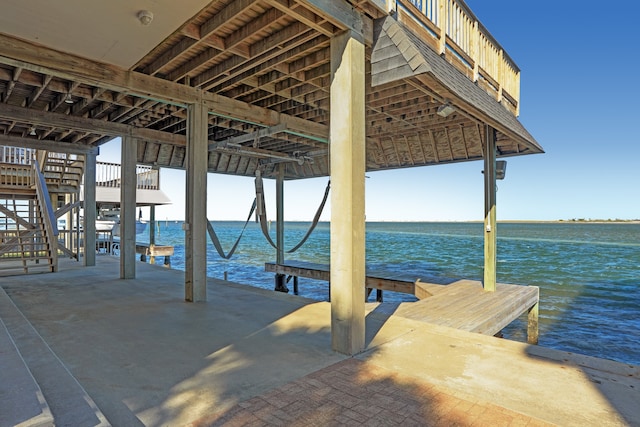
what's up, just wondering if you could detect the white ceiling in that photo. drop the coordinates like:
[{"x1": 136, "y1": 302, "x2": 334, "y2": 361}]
[{"x1": 0, "y1": 0, "x2": 213, "y2": 69}]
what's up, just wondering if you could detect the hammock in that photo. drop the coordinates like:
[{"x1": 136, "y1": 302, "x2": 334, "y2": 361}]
[
  {"x1": 255, "y1": 172, "x2": 330, "y2": 254},
  {"x1": 206, "y1": 198, "x2": 256, "y2": 259}
]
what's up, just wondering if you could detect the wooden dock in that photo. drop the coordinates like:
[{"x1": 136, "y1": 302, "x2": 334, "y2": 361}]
[
  {"x1": 135, "y1": 243, "x2": 173, "y2": 268},
  {"x1": 265, "y1": 261, "x2": 539, "y2": 344}
]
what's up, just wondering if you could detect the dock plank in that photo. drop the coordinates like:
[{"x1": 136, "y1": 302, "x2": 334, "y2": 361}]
[{"x1": 396, "y1": 281, "x2": 539, "y2": 338}]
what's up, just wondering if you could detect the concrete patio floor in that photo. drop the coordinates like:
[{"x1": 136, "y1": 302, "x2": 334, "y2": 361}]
[{"x1": 1, "y1": 257, "x2": 638, "y2": 426}]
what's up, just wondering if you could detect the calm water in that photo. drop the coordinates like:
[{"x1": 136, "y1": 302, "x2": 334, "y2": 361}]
[{"x1": 140, "y1": 221, "x2": 640, "y2": 366}]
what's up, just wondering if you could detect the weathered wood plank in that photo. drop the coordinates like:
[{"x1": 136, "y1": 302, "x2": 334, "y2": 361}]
[
  {"x1": 396, "y1": 280, "x2": 539, "y2": 339},
  {"x1": 265, "y1": 260, "x2": 435, "y2": 296}
]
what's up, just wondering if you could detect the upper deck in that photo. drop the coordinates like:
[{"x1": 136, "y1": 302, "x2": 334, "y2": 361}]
[{"x1": 0, "y1": 0, "x2": 541, "y2": 180}]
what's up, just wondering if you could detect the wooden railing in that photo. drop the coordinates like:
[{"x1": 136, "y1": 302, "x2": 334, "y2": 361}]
[
  {"x1": 0, "y1": 163, "x2": 35, "y2": 188},
  {"x1": 400, "y1": 0, "x2": 520, "y2": 114},
  {"x1": 0, "y1": 146, "x2": 35, "y2": 165},
  {"x1": 1, "y1": 147, "x2": 84, "y2": 190},
  {"x1": 96, "y1": 161, "x2": 160, "y2": 190}
]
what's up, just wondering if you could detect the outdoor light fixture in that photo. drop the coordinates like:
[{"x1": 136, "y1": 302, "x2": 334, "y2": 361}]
[
  {"x1": 137, "y1": 10, "x2": 154, "y2": 25},
  {"x1": 496, "y1": 160, "x2": 507, "y2": 180},
  {"x1": 28, "y1": 127, "x2": 37, "y2": 136},
  {"x1": 481, "y1": 160, "x2": 507, "y2": 180},
  {"x1": 64, "y1": 93, "x2": 74, "y2": 104},
  {"x1": 436, "y1": 102, "x2": 455, "y2": 118}
]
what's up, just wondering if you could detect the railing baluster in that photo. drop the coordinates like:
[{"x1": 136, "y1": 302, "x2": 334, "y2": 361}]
[{"x1": 438, "y1": 0, "x2": 446, "y2": 54}]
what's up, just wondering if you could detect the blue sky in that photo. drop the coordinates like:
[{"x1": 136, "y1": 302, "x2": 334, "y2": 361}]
[{"x1": 99, "y1": 1, "x2": 640, "y2": 222}]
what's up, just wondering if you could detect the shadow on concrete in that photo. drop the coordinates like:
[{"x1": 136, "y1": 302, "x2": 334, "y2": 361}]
[
  {"x1": 3, "y1": 257, "x2": 638, "y2": 426},
  {"x1": 198, "y1": 357, "x2": 542, "y2": 426},
  {"x1": 2, "y1": 258, "x2": 344, "y2": 425}
]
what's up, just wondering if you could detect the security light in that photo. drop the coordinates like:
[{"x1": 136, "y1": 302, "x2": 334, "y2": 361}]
[
  {"x1": 436, "y1": 102, "x2": 455, "y2": 118},
  {"x1": 496, "y1": 160, "x2": 507, "y2": 180}
]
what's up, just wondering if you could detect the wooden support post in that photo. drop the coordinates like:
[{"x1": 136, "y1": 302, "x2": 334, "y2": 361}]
[
  {"x1": 274, "y1": 163, "x2": 287, "y2": 292},
  {"x1": 149, "y1": 204, "x2": 156, "y2": 246},
  {"x1": 527, "y1": 302, "x2": 539, "y2": 344},
  {"x1": 330, "y1": 30, "x2": 366, "y2": 355},
  {"x1": 185, "y1": 101, "x2": 208, "y2": 302},
  {"x1": 74, "y1": 193, "x2": 81, "y2": 259},
  {"x1": 83, "y1": 152, "x2": 96, "y2": 266},
  {"x1": 120, "y1": 136, "x2": 137, "y2": 279},
  {"x1": 149, "y1": 205, "x2": 156, "y2": 265},
  {"x1": 483, "y1": 125, "x2": 497, "y2": 292}
]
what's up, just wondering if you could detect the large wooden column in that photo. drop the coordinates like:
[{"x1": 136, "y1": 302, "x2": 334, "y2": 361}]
[
  {"x1": 120, "y1": 136, "x2": 137, "y2": 279},
  {"x1": 149, "y1": 205, "x2": 156, "y2": 246},
  {"x1": 83, "y1": 151, "x2": 96, "y2": 266},
  {"x1": 185, "y1": 101, "x2": 208, "y2": 302},
  {"x1": 330, "y1": 30, "x2": 366, "y2": 355},
  {"x1": 274, "y1": 163, "x2": 287, "y2": 292},
  {"x1": 483, "y1": 125, "x2": 497, "y2": 291}
]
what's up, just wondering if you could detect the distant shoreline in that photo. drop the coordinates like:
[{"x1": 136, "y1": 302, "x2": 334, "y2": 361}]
[
  {"x1": 490, "y1": 220, "x2": 640, "y2": 224},
  {"x1": 159, "y1": 219, "x2": 640, "y2": 224}
]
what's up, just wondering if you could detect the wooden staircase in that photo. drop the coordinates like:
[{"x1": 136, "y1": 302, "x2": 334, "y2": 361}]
[
  {"x1": 0, "y1": 195, "x2": 57, "y2": 275},
  {"x1": 0, "y1": 156, "x2": 59, "y2": 276},
  {"x1": 37, "y1": 150, "x2": 84, "y2": 193}
]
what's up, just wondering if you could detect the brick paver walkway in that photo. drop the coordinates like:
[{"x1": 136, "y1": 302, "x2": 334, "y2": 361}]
[{"x1": 194, "y1": 359, "x2": 554, "y2": 426}]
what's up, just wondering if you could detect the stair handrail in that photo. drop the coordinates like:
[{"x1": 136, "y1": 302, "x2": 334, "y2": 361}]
[{"x1": 33, "y1": 160, "x2": 58, "y2": 270}]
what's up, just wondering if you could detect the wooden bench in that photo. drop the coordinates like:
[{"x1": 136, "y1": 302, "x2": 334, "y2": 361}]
[
  {"x1": 265, "y1": 260, "x2": 539, "y2": 344},
  {"x1": 265, "y1": 260, "x2": 445, "y2": 301},
  {"x1": 135, "y1": 243, "x2": 173, "y2": 268}
]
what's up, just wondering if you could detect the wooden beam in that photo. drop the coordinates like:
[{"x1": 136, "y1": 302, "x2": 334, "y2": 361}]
[
  {"x1": 0, "y1": 34, "x2": 328, "y2": 141},
  {"x1": 214, "y1": 123, "x2": 288, "y2": 146},
  {"x1": 199, "y1": 23, "x2": 320, "y2": 91},
  {"x1": 0, "y1": 103, "x2": 184, "y2": 146},
  {"x1": 0, "y1": 104, "x2": 318, "y2": 163},
  {"x1": 0, "y1": 133, "x2": 99, "y2": 155},
  {"x1": 296, "y1": 0, "x2": 373, "y2": 45},
  {"x1": 205, "y1": 94, "x2": 326, "y2": 141},
  {"x1": 264, "y1": 0, "x2": 336, "y2": 39},
  {"x1": 144, "y1": 38, "x2": 199, "y2": 76}
]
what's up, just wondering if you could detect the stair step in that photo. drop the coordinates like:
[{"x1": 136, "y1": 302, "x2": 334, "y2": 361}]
[
  {"x1": 0, "y1": 315, "x2": 54, "y2": 427},
  {"x1": 0, "y1": 288, "x2": 109, "y2": 426}
]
